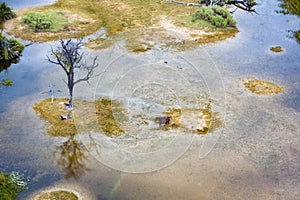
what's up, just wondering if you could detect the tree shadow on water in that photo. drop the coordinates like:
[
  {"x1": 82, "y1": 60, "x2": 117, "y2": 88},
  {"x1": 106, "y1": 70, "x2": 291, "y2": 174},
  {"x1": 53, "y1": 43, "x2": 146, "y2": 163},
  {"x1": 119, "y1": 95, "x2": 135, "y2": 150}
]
[
  {"x1": 0, "y1": 59, "x2": 18, "y2": 73},
  {"x1": 53, "y1": 134, "x2": 91, "y2": 180}
]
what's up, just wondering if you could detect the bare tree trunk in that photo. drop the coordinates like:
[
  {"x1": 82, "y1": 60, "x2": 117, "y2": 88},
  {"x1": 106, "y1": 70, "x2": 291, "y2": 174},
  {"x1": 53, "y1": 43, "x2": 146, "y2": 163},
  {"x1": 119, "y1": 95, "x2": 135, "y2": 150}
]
[
  {"x1": 68, "y1": 71, "x2": 74, "y2": 109},
  {"x1": 47, "y1": 38, "x2": 99, "y2": 110}
]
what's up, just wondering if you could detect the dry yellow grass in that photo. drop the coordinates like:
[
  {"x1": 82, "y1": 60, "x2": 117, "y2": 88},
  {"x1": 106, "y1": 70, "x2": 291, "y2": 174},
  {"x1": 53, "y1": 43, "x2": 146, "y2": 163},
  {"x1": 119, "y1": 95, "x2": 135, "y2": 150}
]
[
  {"x1": 36, "y1": 190, "x2": 78, "y2": 200},
  {"x1": 33, "y1": 97, "x2": 126, "y2": 137},
  {"x1": 243, "y1": 79, "x2": 284, "y2": 95}
]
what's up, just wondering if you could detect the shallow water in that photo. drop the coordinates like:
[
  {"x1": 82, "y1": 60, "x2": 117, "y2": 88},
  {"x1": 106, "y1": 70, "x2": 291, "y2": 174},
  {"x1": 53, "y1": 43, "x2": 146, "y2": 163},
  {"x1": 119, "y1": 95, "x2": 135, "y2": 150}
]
[
  {"x1": 1, "y1": 0, "x2": 300, "y2": 199},
  {"x1": 3, "y1": 0, "x2": 57, "y2": 10}
]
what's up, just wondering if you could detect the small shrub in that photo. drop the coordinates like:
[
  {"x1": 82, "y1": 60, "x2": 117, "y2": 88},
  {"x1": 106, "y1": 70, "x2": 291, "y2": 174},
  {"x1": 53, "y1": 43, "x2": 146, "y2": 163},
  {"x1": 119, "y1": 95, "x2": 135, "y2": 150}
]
[
  {"x1": 22, "y1": 11, "x2": 67, "y2": 32},
  {"x1": 192, "y1": 6, "x2": 236, "y2": 28},
  {"x1": 0, "y1": 2, "x2": 15, "y2": 23},
  {"x1": 22, "y1": 11, "x2": 52, "y2": 31}
]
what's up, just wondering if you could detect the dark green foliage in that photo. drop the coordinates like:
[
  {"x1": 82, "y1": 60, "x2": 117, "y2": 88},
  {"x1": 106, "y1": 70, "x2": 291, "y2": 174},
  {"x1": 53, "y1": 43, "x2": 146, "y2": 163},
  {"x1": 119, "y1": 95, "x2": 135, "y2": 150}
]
[
  {"x1": 277, "y1": 0, "x2": 300, "y2": 43},
  {"x1": 22, "y1": 11, "x2": 52, "y2": 31},
  {"x1": 0, "y1": 172, "x2": 27, "y2": 200},
  {"x1": 0, "y1": 32, "x2": 24, "y2": 61},
  {"x1": 278, "y1": 0, "x2": 300, "y2": 15},
  {"x1": 294, "y1": 30, "x2": 300, "y2": 43},
  {"x1": 0, "y1": 2, "x2": 15, "y2": 23},
  {"x1": 192, "y1": 6, "x2": 236, "y2": 28}
]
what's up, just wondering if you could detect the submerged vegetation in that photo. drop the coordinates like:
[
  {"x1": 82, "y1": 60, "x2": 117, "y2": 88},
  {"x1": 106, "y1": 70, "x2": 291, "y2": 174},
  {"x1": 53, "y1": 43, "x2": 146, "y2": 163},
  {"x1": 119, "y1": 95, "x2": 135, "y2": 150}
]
[
  {"x1": 0, "y1": 78, "x2": 13, "y2": 87},
  {"x1": 34, "y1": 97, "x2": 220, "y2": 137},
  {"x1": 0, "y1": 171, "x2": 27, "y2": 200},
  {"x1": 162, "y1": 107, "x2": 221, "y2": 134}
]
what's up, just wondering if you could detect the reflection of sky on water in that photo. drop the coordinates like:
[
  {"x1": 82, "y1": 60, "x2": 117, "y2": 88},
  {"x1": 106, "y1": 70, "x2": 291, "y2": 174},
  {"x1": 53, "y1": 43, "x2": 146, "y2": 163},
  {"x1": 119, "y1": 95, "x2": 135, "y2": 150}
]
[
  {"x1": 0, "y1": 0, "x2": 300, "y2": 199},
  {"x1": 4, "y1": 0, "x2": 56, "y2": 10}
]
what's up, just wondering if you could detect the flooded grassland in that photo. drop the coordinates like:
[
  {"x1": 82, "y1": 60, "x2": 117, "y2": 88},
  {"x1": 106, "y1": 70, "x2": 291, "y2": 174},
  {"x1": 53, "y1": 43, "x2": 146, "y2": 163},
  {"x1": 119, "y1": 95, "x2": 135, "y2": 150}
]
[{"x1": 0, "y1": 0, "x2": 300, "y2": 199}]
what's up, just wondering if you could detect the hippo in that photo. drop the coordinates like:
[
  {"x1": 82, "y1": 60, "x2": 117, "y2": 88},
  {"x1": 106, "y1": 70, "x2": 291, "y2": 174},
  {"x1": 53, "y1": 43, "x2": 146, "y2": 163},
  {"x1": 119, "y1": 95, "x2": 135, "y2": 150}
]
[{"x1": 154, "y1": 116, "x2": 171, "y2": 126}]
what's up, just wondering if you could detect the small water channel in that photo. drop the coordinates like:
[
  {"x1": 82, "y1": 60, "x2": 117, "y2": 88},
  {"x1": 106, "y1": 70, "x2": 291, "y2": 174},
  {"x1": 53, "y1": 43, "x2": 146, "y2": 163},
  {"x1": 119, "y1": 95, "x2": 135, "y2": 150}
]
[{"x1": 1, "y1": 0, "x2": 300, "y2": 199}]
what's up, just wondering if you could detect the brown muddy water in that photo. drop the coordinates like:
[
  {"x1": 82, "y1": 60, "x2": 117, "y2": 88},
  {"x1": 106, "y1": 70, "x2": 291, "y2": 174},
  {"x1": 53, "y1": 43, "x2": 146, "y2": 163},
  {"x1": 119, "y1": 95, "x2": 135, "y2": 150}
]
[{"x1": 1, "y1": 0, "x2": 300, "y2": 199}]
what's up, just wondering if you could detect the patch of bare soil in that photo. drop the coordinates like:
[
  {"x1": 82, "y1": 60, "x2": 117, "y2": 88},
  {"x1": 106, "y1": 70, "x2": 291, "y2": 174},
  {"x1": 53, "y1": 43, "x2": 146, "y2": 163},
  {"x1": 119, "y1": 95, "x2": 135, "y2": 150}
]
[{"x1": 121, "y1": 15, "x2": 230, "y2": 52}]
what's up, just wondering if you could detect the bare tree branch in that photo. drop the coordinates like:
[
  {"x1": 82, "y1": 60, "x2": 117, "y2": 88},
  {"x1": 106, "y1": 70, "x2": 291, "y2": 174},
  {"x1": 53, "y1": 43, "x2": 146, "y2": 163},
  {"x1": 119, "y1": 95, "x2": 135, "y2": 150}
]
[
  {"x1": 47, "y1": 38, "x2": 100, "y2": 109},
  {"x1": 47, "y1": 45, "x2": 69, "y2": 75},
  {"x1": 169, "y1": 0, "x2": 257, "y2": 12},
  {"x1": 74, "y1": 56, "x2": 99, "y2": 85}
]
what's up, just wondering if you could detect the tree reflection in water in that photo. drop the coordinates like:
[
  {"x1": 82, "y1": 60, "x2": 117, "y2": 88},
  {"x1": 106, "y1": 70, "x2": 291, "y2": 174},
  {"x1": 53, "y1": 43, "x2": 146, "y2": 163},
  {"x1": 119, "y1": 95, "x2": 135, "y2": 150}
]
[
  {"x1": 0, "y1": 59, "x2": 18, "y2": 73},
  {"x1": 53, "y1": 134, "x2": 92, "y2": 180}
]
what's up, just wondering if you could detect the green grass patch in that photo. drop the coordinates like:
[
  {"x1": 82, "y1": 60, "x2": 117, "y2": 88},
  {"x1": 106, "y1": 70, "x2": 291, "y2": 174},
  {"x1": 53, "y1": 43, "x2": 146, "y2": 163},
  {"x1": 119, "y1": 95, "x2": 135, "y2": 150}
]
[{"x1": 22, "y1": 11, "x2": 67, "y2": 32}]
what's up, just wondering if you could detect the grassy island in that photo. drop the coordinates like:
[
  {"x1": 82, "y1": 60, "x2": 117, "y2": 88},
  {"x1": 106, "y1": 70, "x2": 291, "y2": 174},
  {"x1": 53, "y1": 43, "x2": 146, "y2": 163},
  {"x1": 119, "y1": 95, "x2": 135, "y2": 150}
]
[{"x1": 4, "y1": 0, "x2": 238, "y2": 51}]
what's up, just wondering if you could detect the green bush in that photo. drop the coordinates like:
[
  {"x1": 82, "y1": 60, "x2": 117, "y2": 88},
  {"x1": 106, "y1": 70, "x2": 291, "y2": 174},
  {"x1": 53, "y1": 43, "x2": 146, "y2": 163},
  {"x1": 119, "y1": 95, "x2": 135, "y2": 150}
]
[
  {"x1": 0, "y1": 171, "x2": 27, "y2": 200},
  {"x1": 279, "y1": 0, "x2": 300, "y2": 16},
  {"x1": 192, "y1": 6, "x2": 236, "y2": 28},
  {"x1": 22, "y1": 11, "x2": 68, "y2": 32},
  {"x1": 22, "y1": 11, "x2": 52, "y2": 31},
  {"x1": 0, "y1": 2, "x2": 15, "y2": 23}
]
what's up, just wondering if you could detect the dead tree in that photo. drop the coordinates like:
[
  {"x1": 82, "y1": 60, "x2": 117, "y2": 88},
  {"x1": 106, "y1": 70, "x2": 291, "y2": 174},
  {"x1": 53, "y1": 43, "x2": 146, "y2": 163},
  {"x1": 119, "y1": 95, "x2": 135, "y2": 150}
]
[
  {"x1": 47, "y1": 38, "x2": 98, "y2": 109},
  {"x1": 170, "y1": 0, "x2": 257, "y2": 12}
]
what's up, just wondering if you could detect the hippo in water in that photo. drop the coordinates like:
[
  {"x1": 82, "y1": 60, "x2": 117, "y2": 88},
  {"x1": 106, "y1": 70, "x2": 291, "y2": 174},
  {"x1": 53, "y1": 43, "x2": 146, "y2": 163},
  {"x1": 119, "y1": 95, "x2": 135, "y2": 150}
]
[{"x1": 155, "y1": 116, "x2": 171, "y2": 126}]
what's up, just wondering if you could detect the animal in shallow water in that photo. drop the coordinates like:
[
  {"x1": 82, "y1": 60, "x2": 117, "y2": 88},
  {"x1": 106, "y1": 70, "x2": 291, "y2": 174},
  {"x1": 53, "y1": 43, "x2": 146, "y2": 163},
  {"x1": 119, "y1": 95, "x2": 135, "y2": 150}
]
[
  {"x1": 60, "y1": 112, "x2": 72, "y2": 120},
  {"x1": 155, "y1": 116, "x2": 171, "y2": 126}
]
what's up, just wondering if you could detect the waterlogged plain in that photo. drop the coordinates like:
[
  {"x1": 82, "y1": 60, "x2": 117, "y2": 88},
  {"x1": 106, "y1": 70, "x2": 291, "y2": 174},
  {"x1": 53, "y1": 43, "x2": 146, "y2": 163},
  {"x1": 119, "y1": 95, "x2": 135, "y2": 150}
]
[
  {"x1": 3, "y1": 0, "x2": 238, "y2": 51},
  {"x1": 0, "y1": 0, "x2": 300, "y2": 199}
]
